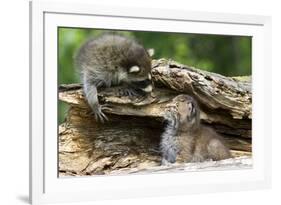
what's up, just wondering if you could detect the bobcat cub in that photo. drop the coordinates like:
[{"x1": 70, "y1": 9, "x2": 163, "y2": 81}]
[{"x1": 160, "y1": 95, "x2": 231, "y2": 165}]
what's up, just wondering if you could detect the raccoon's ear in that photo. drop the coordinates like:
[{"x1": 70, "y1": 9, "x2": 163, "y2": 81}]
[
  {"x1": 147, "y1": 48, "x2": 154, "y2": 57},
  {"x1": 129, "y1": 65, "x2": 140, "y2": 73}
]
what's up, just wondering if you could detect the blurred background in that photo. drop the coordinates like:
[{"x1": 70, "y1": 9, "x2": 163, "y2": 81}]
[{"x1": 58, "y1": 28, "x2": 251, "y2": 123}]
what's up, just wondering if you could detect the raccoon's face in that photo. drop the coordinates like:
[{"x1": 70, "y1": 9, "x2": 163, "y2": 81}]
[
  {"x1": 127, "y1": 65, "x2": 153, "y2": 93},
  {"x1": 123, "y1": 46, "x2": 153, "y2": 93}
]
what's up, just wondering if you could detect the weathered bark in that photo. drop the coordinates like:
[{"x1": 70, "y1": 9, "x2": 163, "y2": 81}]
[{"x1": 59, "y1": 59, "x2": 252, "y2": 176}]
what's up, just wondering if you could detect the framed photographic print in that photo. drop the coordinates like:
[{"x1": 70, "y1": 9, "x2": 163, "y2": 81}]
[{"x1": 30, "y1": 0, "x2": 272, "y2": 204}]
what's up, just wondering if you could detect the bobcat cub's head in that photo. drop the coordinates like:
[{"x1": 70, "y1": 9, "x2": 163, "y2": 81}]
[{"x1": 171, "y1": 95, "x2": 200, "y2": 126}]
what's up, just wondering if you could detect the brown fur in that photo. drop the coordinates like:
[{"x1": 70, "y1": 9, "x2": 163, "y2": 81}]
[{"x1": 160, "y1": 95, "x2": 231, "y2": 165}]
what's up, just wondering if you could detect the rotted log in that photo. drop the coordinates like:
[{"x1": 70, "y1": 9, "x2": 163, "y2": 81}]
[{"x1": 59, "y1": 59, "x2": 252, "y2": 176}]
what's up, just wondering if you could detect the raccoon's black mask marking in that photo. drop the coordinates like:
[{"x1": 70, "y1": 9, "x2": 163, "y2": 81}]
[{"x1": 131, "y1": 79, "x2": 152, "y2": 89}]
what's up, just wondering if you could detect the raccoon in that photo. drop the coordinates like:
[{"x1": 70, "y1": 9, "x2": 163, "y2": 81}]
[{"x1": 75, "y1": 34, "x2": 153, "y2": 122}]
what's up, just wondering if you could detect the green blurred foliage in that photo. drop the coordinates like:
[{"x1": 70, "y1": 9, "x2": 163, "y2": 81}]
[{"x1": 58, "y1": 27, "x2": 251, "y2": 123}]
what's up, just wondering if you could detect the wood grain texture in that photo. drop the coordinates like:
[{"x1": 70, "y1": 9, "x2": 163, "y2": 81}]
[{"x1": 58, "y1": 59, "x2": 252, "y2": 176}]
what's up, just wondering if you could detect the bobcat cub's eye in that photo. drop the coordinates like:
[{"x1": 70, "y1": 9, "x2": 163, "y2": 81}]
[{"x1": 129, "y1": 65, "x2": 140, "y2": 73}]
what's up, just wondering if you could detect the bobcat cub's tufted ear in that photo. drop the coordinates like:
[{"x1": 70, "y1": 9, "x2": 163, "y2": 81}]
[{"x1": 129, "y1": 65, "x2": 140, "y2": 73}]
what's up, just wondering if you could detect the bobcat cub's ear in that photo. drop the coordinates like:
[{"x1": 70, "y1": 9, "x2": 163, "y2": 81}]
[{"x1": 129, "y1": 65, "x2": 140, "y2": 73}]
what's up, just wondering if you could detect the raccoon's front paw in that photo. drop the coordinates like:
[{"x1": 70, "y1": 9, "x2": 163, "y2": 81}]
[
  {"x1": 118, "y1": 88, "x2": 141, "y2": 97},
  {"x1": 91, "y1": 104, "x2": 112, "y2": 123}
]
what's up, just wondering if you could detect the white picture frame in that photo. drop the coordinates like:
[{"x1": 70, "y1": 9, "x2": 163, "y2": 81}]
[{"x1": 30, "y1": 0, "x2": 272, "y2": 204}]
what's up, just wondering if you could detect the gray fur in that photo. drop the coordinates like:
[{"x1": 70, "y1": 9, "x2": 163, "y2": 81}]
[
  {"x1": 160, "y1": 109, "x2": 180, "y2": 164},
  {"x1": 75, "y1": 34, "x2": 153, "y2": 122}
]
